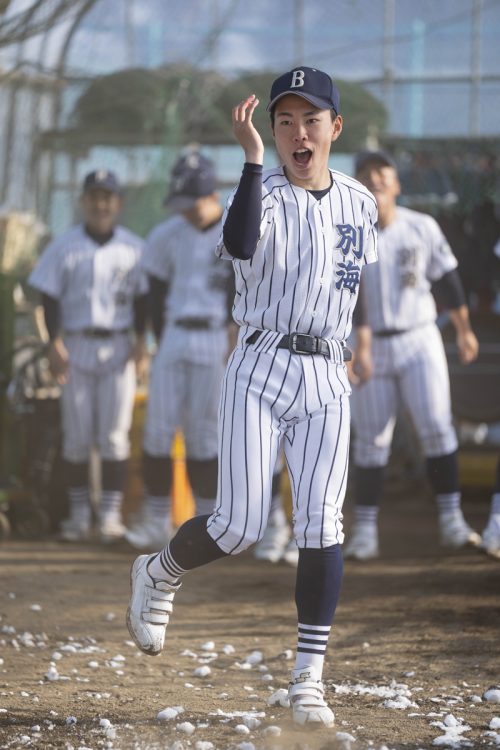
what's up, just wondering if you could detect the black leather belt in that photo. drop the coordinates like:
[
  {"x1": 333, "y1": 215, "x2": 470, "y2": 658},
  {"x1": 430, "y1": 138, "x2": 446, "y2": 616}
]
[
  {"x1": 373, "y1": 329, "x2": 409, "y2": 337},
  {"x1": 68, "y1": 328, "x2": 129, "y2": 339},
  {"x1": 174, "y1": 317, "x2": 213, "y2": 330},
  {"x1": 246, "y1": 330, "x2": 352, "y2": 361}
]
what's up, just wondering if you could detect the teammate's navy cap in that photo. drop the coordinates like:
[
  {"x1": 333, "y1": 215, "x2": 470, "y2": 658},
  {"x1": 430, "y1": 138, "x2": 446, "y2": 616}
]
[
  {"x1": 83, "y1": 169, "x2": 122, "y2": 194},
  {"x1": 165, "y1": 151, "x2": 217, "y2": 211},
  {"x1": 267, "y1": 66, "x2": 340, "y2": 114},
  {"x1": 355, "y1": 150, "x2": 398, "y2": 174}
]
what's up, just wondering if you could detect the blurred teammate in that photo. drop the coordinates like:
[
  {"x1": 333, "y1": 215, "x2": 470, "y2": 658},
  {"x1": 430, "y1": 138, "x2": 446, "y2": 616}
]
[
  {"x1": 481, "y1": 457, "x2": 500, "y2": 559},
  {"x1": 126, "y1": 66, "x2": 378, "y2": 727},
  {"x1": 126, "y1": 150, "x2": 235, "y2": 549},
  {"x1": 346, "y1": 151, "x2": 480, "y2": 560},
  {"x1": 29, "y1": 170, "x2": 147, "y2": 542}
]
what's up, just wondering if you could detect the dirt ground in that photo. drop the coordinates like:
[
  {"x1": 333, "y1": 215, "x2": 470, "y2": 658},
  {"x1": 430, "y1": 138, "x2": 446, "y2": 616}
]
[{"x1": 0, "y1": 485, "x2": 499, "y2": 750}]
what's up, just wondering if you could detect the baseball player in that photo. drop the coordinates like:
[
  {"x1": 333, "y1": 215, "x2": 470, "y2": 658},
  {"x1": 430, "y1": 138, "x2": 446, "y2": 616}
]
[
  {"x1": 125, "y1": 150, "x2": 235, "y2": 549},
  {"x1": 481, "y1": 455, "x2": 500, "y2": 559},
  {"x1": 126, "y1": 66, "x2": 378, "y2": 728},
  {"x1": 481, "y1": 239, "x2": 500, "y2": 559},
  {"x1": 28, "y1": 170, "x2": 148, "y2": 542},
  {"x1": 345, "y1": 150, "x2": 480, "y2": 561}
]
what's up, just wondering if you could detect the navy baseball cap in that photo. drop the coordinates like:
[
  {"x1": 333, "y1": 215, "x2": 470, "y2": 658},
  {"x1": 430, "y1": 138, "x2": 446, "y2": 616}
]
[
  {"x1": 165, "y1": 151, "x2": 217, "y2": 211},
  {"x1": 83, "y1": 169, "x2": 122, "y2": 194},
  {"x1": 355, "y1": 150, "x2": 398, "y2": 174},
  {"x1": 267, "y1": 66, "x2": 340, "y2": 115}
]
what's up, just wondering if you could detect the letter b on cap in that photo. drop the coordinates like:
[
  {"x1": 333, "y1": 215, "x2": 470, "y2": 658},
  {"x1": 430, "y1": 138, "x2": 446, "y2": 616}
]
[{"x1": 291, "y1": 70, "x2": 305, "y2": 88}]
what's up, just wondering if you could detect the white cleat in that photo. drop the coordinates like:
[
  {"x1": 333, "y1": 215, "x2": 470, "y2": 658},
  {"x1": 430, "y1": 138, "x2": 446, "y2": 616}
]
[
  {"x1": 439, "y1": 511, "x2": 482, "y2": 549},
  {"x1": 125, "y1": 513, "x2": 172, "y2": 550},
  {"x1": 254, "y1": 515, "x2": 290, "y2": 563},
  {"x1": 126, "y1": 554, "x2": 179, "y2": 655},
  {"x1": 99, "y1": 513, "x2": 126, "y2": 543},
  {"x1": 288, "y1": 667, "x2": 335, "y2": 728},
  {"x1": 282, "y1": 538, "x2": 299, "y2": 567},
  {"x1": 59, "y1": 517, "x2": 91, "y2": 542},
  {"x1": 481, "y1": 519, "x2": 500, "y2": 560},
  {"x1": 343, "y1": 522, "x2": 379, "y2": 560}
]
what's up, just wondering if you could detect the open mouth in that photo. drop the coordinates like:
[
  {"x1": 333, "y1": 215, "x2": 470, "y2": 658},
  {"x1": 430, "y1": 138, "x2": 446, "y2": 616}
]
[{"x1": 293, "y1": 148, "x2": 312, "y2": 166}]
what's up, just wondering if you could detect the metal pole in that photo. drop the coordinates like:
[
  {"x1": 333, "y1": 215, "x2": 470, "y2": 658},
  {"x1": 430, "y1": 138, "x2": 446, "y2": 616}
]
[
  {"x1": 294, "y1": 0, "x2": 304, "y2": 65},
  {"x1": 383, "y1": 0, "x2": 395, "y2": 111},
  {"x1": 470, "y1": 0, "x2": 482, "y2": 136}
]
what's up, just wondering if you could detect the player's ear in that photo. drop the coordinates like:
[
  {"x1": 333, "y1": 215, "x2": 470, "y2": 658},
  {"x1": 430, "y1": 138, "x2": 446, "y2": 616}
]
[{"x1": 331, "y1": 114, "x2": 343, "y2": 143}]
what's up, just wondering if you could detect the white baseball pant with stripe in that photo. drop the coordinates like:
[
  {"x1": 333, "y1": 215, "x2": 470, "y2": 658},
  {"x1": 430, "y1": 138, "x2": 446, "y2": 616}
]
[
  {"x1": 352, "y1": 322, "x2": 458, "y2": 467},
  {"x1": 143, "y1": 326, "x2": 228, "y2": 459},
  {"x1": 207, "y1": 338, "x2": 351, "y2": 554},
  {"x1": 61, "y1": 334, "x2": 136, "y2": 462}
]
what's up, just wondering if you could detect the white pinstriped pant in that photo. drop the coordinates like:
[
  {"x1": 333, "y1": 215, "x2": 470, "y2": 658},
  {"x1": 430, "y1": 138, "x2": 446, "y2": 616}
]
[
  {"x1": 61, "y1": 359, "x2": 136, "y2": 462},
  {"x1": 143, "y1": 327, "x2": 228, "y2": 459},
  {"x1": 351, "y1": 322, "x2": 458, "y2": 467},
  {"x1": 207, "y1": 342, "x2": 351, "y2": 554}
]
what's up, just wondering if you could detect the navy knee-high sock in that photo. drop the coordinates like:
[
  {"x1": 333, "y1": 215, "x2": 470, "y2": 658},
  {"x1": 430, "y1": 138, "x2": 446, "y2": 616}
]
[{"x1": 294, "y1": 544, "x2": 343, "y2": 676}]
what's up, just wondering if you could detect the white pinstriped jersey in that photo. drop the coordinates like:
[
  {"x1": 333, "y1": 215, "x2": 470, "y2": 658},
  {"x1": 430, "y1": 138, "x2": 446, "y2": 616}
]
[
  {"x1": 360, "y1": 206, "x2": 458, "y2": 333},
  {"x1": 29, "y1": 224, "x2": 147, "y2": 331},
  {"x1": 216, "y1": 166, "x2": 378, "y2": 343},
  {"x1": 29, "y1": 224, "x2": 146, "y2": 373},
  {"x1": 143, "y1": 214, "x2": 231, "y2": 328}
]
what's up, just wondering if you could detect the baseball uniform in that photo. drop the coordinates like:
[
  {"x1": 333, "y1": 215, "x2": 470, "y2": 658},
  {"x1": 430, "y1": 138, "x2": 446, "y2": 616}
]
[
  {"x1": 29, "y1": 170, "x2": 147, "y2": 541},
  {"x1": 346, "y1": 151, "x2": 480, "y2": 560},
  {"x1": 126, "y1": 66, "x2": 377, "y2": 728}
]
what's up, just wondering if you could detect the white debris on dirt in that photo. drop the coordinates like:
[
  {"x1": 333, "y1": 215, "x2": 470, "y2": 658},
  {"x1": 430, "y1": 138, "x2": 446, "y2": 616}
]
[
  {"x1": 490, "y1": 718, "x2": 500, "y2": 730},
  {"x1": 335, "y1": 732, "x2": 357, "y2": 749},
  {"x1": 484, "y1": 688, "x2": 500, "y2": 703},
  {"x1": 333, "y1": 679, "x2": 416, "y2": 708},
  {"x1": 44, "y1": 663, "x2": 60, "y2": 681},
  {"x1": 430, "y1": 713, "x2": 472, "y2": 747},
  {"x1": 176, "y1": 721, "x2": 196, "y2": 734},
  {"x1": 383, "y1": 695, "x2": 417, "y2": 709},
  {"x1": 193, "y1": 665, "x2": 211, "y2": 677},
  {"x1": 241, "y1": 714, "x2": 261, "y2": 729},
  {"x1": 244, "y1": 650, "x2": 263, "y2": 665},
  {"x1": 157, "y1": 706, "x2": 185, "y2": 721},
  {"x1": 263, "y1": 725, "x2": 282, "y2": 736},
  {"x1": 234, "y1": 723, "x2": 251, "y2": 734},
  {"x1": 267, "y1": 688, "x2": 290, "y2": 707},
  {"x1": 222, "y1": 644, "x2": 235, "y2": 654},
  {"x1": 200, "y1": 641, "x2": 215, "y2": 651}
]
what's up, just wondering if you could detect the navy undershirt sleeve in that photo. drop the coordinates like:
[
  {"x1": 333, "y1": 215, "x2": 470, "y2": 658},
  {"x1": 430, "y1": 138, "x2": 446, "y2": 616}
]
[
  {"x1": 133, "y1": 293, "x2": 148, "y2": 336},
  {"x1": 42, "y1": 293, "x2": 61, "y2": 341},
  {"x1": 352, "y1": 279, "x2": 368, "y2": 327},
  {"x1": 148, "y1": 274, "x2": 168, "y2": 342},
  {"x1": 222, "y1": 162, "x2": 263, "y2": 260},
  {"x1": 431, "y1": 268, "x2": 466, "y2": 310}
]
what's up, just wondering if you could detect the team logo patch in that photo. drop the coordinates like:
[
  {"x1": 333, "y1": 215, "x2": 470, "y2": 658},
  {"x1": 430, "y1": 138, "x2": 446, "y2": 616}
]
[
  {"x1": 336, "y1": 224, "x2": 364, "y2": 260},
  {"x1": 335, "y1": 259, "x2": 361, "y2": 293}
]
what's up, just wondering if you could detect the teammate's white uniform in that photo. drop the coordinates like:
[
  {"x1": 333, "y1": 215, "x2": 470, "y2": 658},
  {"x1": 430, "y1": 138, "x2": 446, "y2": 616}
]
[
  {"x1": 142, "y1": 214, "x2": 231, "y2": 458},
  {"x1": 208, "y1": 166, "x2": 378, "y2": 554},
  {"x1": 351, "y1": 206, "x2": 458, "y2": 466},
  {"x1": 28, "y1": 224, "x2": 147, "y2": 462}
]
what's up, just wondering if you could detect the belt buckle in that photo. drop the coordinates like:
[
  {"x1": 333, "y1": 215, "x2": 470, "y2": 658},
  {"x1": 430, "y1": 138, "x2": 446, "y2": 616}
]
[{"x1": 290, "y1": 333, "x2": 317, "y2": 354}]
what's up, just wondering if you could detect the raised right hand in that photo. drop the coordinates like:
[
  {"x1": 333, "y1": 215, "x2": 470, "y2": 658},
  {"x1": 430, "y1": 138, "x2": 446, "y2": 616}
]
[{"x1": 232, "y1": 95, "x2": 264, "y2": 165}]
